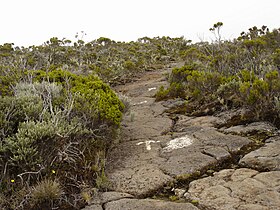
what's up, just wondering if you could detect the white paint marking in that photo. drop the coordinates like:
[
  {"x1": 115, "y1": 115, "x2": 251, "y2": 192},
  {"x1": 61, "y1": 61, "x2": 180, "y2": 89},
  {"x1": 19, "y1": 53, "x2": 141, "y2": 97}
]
[
  {"x1": 163, "y1": 135, "x2": 193, "y2": 152},
  {"x1": 136, "y1": 140, "x2": 160, "y2": 151},
  {"x1": 148, "y1": 87, "x2": 157, "y2": 91},
  {"x1": 146, "y1": 141, "x2": 152, "y2": 150},
  {"x1": 133, "y1": 100, "x2": 148, "y2": 106}
]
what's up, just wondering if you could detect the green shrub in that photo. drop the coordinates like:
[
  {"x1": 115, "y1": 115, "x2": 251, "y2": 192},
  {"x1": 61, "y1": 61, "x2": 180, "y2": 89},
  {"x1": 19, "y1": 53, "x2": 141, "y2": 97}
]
[
  {"x1": 72, "y1": 79, "x2": 124, "y2": 126},
  {"x1": 123, "y1": 60, "x2": 136, "y2": 71},
  {"x1": 0, "y1": 65, "x2": 26, "y2": 96},
  {"x1": 170, "y1": 63, "x2": 199, "y2": 83},
  {"x1": 5, "y1": 120, "x2": 58, "y2": 170},
  {"x1": 155, "y1": 85, "x2": 173, "y2": 101},
  {"x1": 158, "y1": 65, "x2": 280, "y2": 125},
  {"x1": 0, "y1": 71, "x2": 124, "y2": 208},
  {"x1": 156, "y1": 65, "x2": 225, "y2": 103},
  {"x1": 0, "y1": 95, "x2": 44, "y2": 139},
  {"x1": 29, "y1": 69, "x2": 124, "y2": 126}
]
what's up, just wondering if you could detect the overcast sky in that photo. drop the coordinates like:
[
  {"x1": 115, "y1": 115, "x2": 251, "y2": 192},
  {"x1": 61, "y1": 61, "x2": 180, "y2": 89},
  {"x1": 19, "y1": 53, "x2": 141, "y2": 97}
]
[{"x1": 1, "y1": 0, "x2": 279, "y2": 47}]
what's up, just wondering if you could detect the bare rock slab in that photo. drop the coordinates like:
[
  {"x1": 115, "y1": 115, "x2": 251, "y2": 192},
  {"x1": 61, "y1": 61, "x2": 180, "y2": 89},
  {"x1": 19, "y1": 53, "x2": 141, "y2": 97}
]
[
  {"x1": 214, "y1": 108, "x2": 256, "y2": 128},
  {"x1": 174, "y1": 115, "x2": 222, "y2": 131},
  {"x1": 239, "y1": 136, "x2": 280, "y2": 171},
  {"x1": 82, "y1": 204, "x2": 103, "y2": 210},
  {"x1": 100, "y1": 192, "x2": 134, "y2": 204},
  {"x1": 160, "y1": 152, "x2": 217, "y2": 176},
  {"x1": 185, "y1": 168, "x2": 280, "y2": 210},
  {"x1": 159, "y1": 128, "x2": 252, "y2": 176},
  {"x1": 104, "y1": 198, "x2": 199, "y2": 210},
  {"x1": 107, "y1": 164, "x2": 173, "y2": 197},
  {"x1": 121, "y1": 103, "x2": 173, "y2": 141},
  {"x1": 190, "y1": 128, "x2": 252, "y2": 153},
  {"x1": 222, "y1": 121, "x2": 277, "y2": 138}
]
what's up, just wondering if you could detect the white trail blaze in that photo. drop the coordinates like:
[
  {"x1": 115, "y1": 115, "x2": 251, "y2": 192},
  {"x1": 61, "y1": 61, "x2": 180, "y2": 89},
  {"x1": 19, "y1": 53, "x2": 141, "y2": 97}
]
[
  {"x1": 148, "y1": 87, "x2": 157, "y2": 91},
  {"x1": 163, "y1": 135, "x2": 193, "y2": 152},
  {"x1": 136, "y1": 140, "x2": 161, "y2": 150}
]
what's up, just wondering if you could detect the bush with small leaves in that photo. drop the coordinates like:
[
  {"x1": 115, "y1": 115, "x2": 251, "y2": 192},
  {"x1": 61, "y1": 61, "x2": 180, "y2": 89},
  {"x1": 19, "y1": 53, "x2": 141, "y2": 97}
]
[
  {"x1": 156, "y1": 65, "x2": 226, "y2": 104},
  {"x1": 158, "y1": 65, "x2": 280, "y2": 126},
  {"x1": 72, "y1": 79, "x2": 124, "y2": 126},
  {"x1": 0, "y1": 71, "x2": 124, "y2": 209}
]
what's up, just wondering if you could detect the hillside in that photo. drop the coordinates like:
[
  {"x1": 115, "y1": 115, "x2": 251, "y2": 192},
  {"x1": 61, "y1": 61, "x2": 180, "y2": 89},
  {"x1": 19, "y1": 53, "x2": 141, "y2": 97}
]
[{"x1": 0, "y1": 24, "x2": 280, "y2": 209}]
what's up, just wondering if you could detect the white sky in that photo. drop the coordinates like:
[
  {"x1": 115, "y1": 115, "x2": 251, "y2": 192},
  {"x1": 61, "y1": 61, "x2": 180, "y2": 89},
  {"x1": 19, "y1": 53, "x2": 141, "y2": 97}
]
[{"x1": 1, "y1": 0, "x2": 279, "y2": 47}]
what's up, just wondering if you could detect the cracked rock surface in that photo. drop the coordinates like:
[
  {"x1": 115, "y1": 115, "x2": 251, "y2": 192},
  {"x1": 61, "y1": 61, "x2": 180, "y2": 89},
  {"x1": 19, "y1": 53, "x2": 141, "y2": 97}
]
[
  {"x1": 106, "y1": 68, "x2": 252, "y2": 197},
  {"x1": 84, "y1": 66, "x2": 280, "y2": 210},
  {"x1": 104, "y1": 198, "x2": 199, "y2": 210},
  {"x1": 185, "y1": 168, "x2": 280, "y2": 210},
  {"x1": 239, "y1": 136, "x2": 280, "y2": 171}
]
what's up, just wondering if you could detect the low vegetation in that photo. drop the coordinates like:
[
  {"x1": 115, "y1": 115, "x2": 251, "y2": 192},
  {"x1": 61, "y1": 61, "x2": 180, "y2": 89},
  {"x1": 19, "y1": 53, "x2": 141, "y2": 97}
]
[
  {"x1": 156, "y1": 25, "x2": 280, "y2": 127},
  {"x1": 0, "y1": 23, "x2": 279, "y2": 209},
  {"x1": 0, "y1": 70, "x2": 124, "y2": 209}
]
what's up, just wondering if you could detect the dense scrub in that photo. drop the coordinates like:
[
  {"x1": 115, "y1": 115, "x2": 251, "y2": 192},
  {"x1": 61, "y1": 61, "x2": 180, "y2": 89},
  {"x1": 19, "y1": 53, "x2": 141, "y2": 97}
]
[
  {"x1": 0, "y1": 70, "x2": 124, "y2": 209},
  {"x1": 0, "y1": 36, "x2": 189, "y2": 88},
  {"x1": 156, "y1": 26, "x2": 280, "y2": 127}
]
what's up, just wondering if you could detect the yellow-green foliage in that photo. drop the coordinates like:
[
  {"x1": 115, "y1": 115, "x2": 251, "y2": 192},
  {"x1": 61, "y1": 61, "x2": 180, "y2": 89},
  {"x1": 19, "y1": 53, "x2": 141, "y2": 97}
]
[
  {"x1": 157, "y1": 66, "x2": 280, "y2": 125},
  {"x1": 237, "y1": 70, "x2": 280, "y2": 110},
  {"x1": 72, "y1": 79, "x2": 124, "y2": 126},
  {"x1": 30, "y1": 69, "x2": 124, "y2": 126},
  {"x1": 156, "y1": 64, "x2": 226, "y2": 102},
  {"x1": 170, "y1": 63, "x2": 199, "y2": 83},
  {"x1": 272, "y1": 48, "x2": 280, "y2": 68}
]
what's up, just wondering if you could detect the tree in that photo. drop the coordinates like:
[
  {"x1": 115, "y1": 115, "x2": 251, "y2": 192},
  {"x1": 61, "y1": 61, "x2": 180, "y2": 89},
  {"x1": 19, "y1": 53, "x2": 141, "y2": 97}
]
[{"x1": 209, "y1": 22, "x2": 223, "y2": 43}]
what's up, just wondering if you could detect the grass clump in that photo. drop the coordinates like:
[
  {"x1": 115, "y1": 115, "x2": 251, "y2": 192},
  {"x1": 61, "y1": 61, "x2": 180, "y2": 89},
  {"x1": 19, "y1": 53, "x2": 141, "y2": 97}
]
[{"x1": 30, "y1": 179, "x2": 63, "y2": 209}]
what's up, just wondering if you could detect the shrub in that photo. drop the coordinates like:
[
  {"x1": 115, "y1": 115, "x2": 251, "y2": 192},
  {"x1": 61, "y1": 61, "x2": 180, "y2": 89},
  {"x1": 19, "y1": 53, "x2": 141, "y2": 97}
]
[
  {"x1": 72, "y1": 79, "x2": 124, "y2": 126},
  {"x1": 272, "y1": 48, "x2": 280, "y2": 68},
  {"x1": 157, "y1": 65, "x2": 280, "y2": 126},
  {"x1": 156, "y1": 65, "x2": 225, "y2": 103},
  {"x1": 0, "y1": 70, "x2": 124, "y2": 208},
  {"x1": 29, "y1": 69, "x2": 124, "y2": 126},
  {"x1": 0, "y1": 66, "x2": 23, "y2": 96},
  {"x1": 155, "y1": 85, "x2": 172, "y2": 101}
]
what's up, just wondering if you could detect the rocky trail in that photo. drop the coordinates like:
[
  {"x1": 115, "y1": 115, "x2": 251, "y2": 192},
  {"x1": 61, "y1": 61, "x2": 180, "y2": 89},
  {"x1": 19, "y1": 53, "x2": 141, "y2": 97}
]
[{"x1": 84, "y1": 65, "x2": 280, "y2": 210}]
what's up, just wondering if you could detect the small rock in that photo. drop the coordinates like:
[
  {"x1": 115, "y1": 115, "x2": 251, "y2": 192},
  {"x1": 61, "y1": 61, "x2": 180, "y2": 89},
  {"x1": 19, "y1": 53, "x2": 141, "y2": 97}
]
[
  {"x1": 173, "y1": 188, "x2": 186, "y2": 198},
  {"x1": 161, "y1": 98, "x2": 185, "y2": 109},
  {"x1": 174, "y1": 116, "x2": 221, "y2": 132},
  {"x1": 203, "y1": 146, "x2": 231, "y2": 161}
]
